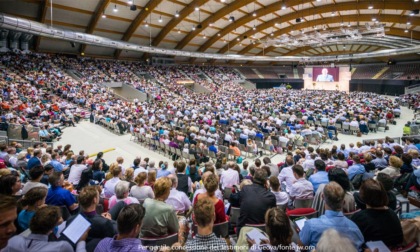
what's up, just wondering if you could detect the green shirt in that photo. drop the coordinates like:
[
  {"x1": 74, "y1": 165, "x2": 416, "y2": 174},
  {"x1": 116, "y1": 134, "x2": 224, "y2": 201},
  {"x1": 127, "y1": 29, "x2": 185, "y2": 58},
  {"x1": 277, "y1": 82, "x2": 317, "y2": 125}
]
[{"x1": 140, "y1": 198, "x2": 179, "y2": 238}]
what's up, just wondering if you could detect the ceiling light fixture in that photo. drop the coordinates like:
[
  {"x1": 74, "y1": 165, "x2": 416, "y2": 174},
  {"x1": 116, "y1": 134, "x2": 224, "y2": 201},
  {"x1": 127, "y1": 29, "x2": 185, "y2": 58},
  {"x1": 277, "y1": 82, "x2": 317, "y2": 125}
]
[
  {"x1": 128, "y1": 0, "x2": 133, "y2": 4},
  {"x1": 113, "y1": 4, "x2": 118, "y2": 12},
  {"x1": 281, "y1": 4, "x2": 286, "y2": 10},
  {"x1": 130, "y1": 0, "x2": 136, "y2": 11},
  {"x1": 237, "y1": 38, "x2": 240, "y2": 41},
  {"x1": 178, "y1": 29, "x2": 181, "y2": 33},
  {"x1": 221, "y1": 0, "x2": 226, "y2": 2},
  {"x1": 175, "y1": 10, "x2": 179, "y2": 17},
  {"x1": 372, "y1": 17, "x2": 376, "y2": 21},
  {"x1": 217, "y1": 33, "x2": 221, "y2": 36},
  {"x1": 405, "y1": 29, "x2": 409, "y2": 33},
  {"x1": 192, "y1": 26, "x2": 196, "y2": 31},
  {"x1": 331, "y1": 11, "x2": 336, "y2": 16},
  {"x1": 159, "y1": 16, "x2": 162, "y2": 23},
  {"x1": 210, "y1": 23, "x2": 213, "y2": 26},
  {"x1": 145, "y1": 22, "x2": 148, "y2": 27},
  {"x1": 253, "y1": 12, "x2": 256, "y2": 17},
  {"x1": 253, "y1": 25, "x2": 256, "y2": 30},
  {"x1": 229, "y1": 16, "x2": 235, "y2": 22},
  {"x1": 102, "y1": 11, "x2": 106, "y2": 18},
  {"x1": 195, "y1": 7, "x2": 199, "y2": 11},
  {"x1": 407, "y1": 21, "x2": 411, "y2": 25}
]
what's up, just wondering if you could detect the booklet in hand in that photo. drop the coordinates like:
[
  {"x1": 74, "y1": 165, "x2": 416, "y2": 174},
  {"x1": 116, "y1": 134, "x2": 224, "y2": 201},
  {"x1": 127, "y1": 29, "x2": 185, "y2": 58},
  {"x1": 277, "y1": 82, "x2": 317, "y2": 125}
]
[{"x1": 62, "y1": 214, "x2": 91, "y2": 244}]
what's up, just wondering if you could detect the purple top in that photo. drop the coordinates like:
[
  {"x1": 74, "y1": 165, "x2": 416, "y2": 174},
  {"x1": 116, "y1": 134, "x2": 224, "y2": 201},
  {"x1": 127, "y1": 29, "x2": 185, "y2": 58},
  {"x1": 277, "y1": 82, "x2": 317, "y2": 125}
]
[{"x1": 94, "y1": 236, "x2": 149, "y2": 252}]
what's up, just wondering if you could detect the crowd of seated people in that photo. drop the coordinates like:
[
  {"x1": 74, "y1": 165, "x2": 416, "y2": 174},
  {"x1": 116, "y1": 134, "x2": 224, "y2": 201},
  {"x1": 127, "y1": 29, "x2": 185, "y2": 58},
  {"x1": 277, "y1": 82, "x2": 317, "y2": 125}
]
[
  {"x1": 0, "y1": 130, "x2": 419, "y2": 251},
  {"x1": 1, "y1": 51, "x2": 420, "y2": 251}
]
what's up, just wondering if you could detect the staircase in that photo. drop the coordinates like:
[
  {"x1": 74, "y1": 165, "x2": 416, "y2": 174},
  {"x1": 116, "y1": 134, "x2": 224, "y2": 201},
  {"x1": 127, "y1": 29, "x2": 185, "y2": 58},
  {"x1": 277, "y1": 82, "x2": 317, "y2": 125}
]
[
  {"x1": 242, "y1": 80, "x2": 256, "y2": 90},
  {"x1": 372, "y1": 67, "x2": 389, "y2": 79},
  {"x1": 252, "y1": 68, "x2": 265, "y2": 79}
]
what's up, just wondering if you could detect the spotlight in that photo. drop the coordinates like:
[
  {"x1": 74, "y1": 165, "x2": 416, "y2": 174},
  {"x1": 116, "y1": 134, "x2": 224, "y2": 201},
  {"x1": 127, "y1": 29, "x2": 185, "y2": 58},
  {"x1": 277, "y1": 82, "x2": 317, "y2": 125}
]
[
  {"x1": 113, "y1": 4, "x2": 118, "y2": 12},
  {"x1": 221, "y1": 0, "x2": 225, "y2": 2},
  {"x1": 102, "y1": 13, "x2": 106, "y2": 18},
  {"x1": 144, "y1": 22, "x2": 148, "y2": 27},
  {"x1": 296, "y1": 18, "x2": 301, "y2": 23},
  {"x1": 195, "y1": 7, "x2": 199, "y2": 11},
  {"x1": 253, "y1": 25, "x2": 256, "y2": 30},
  {"x1": 331, "y1": 11, "x2": 336, "y2": 16},
  {"x1": 410, "y1": 9, "x2": 419, "y2": 16},
  {"x1": 407, "y1": 21, "x2": 411, "y2": 25},
  {"x1": 192, "y1": 26, "x2": 196, "y2": 31},
  {"x1": 229, "y1": 16, "x2": 235, "y2": 22},
  {"x1": 130, "y1": 5, "x2": 137, "y2": 11},
  {"x1": 175, "y1": 10, "x2": 179, "y2": 17},
  {"x1": 158, "y1": 16, "x2": 162, "y2": 23},
  {"x1": 128, "y1": 0, "x2": 133, "y2": 4},
  {"x1": 368, "y1": 5, "x2": 373, "y2": 9},
  {"x1": 281, "y1": 4, "x2": 286, "y2": 10},
  {"x1": 405, "y1": 29, "x2": 409, "y2": 33},
  {"x1": 252, "y1": 12, "x2": 256, "y2": 17}
]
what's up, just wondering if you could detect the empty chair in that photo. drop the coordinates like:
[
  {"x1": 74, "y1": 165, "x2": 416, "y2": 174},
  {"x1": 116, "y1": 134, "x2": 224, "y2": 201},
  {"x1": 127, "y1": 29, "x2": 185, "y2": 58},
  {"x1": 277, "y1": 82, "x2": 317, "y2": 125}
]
[
  {"x1": 212, "y1": 221, "x2": 229, "y2": 238},
  {"x1": 230, "y1": 207, "x2": 240, "y2": 227}
]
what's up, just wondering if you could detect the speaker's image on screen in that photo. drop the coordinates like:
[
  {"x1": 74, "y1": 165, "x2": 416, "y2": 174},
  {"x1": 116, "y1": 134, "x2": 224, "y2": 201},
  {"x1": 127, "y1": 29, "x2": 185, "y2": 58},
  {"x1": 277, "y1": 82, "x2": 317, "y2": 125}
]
[{"x1": 312, "y1": 67, "x2": 339, "y2": 82}]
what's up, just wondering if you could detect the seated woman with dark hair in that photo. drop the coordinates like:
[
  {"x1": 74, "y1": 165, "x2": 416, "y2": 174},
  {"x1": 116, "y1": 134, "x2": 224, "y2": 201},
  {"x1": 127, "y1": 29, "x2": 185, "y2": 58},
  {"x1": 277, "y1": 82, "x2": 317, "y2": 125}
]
[
  {"x1": 351, "y1": 179, "x2": 403, "y2": 247},
  {"x1": 355, "y1": 173, "x2": 397, "y2": 210}
]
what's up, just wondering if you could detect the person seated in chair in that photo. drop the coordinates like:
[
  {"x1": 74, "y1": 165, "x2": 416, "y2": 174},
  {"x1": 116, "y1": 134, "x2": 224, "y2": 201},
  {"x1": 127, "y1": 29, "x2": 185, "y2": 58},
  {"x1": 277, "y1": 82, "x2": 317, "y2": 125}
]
[
  {"x1": 185, "y1": 197, "x2": 229, "y2": 252},
  {"x1": 95, "y1": 204, "x2": 148, "y2": 252}
]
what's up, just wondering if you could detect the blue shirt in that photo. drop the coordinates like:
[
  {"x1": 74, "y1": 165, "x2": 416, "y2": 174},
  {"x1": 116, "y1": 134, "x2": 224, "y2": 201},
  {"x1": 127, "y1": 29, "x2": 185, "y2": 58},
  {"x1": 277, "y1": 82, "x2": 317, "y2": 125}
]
[
  {"x1": 46, "y1": 186, "x2": 76, "y2": 208},
  {"x1": 308, "y1": 171, "x2": 329, "y2": 193},
  {"x1": 18, "y1": 209, "x2": 35, "y2": 230},
  {"x1": 50, "y1": 159, "x2": 64, "y2": 172},
  {"x1": 95, "y1": 236, "x2": 148, "y2": 252},
  {"x1": 299, "y1": 210, "x2": 364, "y2": 250},
  {"x1": 157, "y1": 169, "x2": 171, "y2": 178},
  {"x1": 347, "y1": 164, "x2": 365, "y2": 180},
  {"x1": 209, "y1": 145, "x2": 218, "y2": 154}
]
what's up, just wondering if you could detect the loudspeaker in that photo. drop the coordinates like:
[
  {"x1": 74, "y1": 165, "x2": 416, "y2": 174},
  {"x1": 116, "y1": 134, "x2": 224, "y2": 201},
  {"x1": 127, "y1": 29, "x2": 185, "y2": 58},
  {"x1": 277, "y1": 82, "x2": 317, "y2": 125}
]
[
  {"x1": 296, "y1": 18, "x2": 301, "y2": 23},
  {"x1": 130, "y1": 5, "x2": 137, "y2": 11},
  {"x1": 70, "y1": 42, "x2": 75, "y2": 48}
]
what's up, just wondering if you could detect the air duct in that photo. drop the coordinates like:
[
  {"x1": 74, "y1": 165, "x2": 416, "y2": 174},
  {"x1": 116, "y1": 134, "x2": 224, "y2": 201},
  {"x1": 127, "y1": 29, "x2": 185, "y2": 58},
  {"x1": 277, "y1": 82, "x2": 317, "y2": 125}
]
[
  {"x1": 8, "y1": 30, "x2": 21, "y2": 51},
  {"x1": 1, "y1": 12, "x2": 420, "y2": 62},
  {"x1": 20, "y1": 33, "x2": 33, "y2": 52},
  {"x1": 0, "y1": 29, "x2": 8, "y2": 52}
]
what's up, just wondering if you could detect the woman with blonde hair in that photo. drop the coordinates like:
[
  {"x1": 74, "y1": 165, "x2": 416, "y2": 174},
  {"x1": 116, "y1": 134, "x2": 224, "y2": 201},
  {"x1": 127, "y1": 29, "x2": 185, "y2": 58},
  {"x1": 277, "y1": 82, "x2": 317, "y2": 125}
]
[
  {"x1": 140, "y1": 177, "x2": 179, "y2": 238},
  {"x1": 130, "y1": 172, "x2": 154, "y2": 202},
  {"x1": 146, "y1": 170, "x2": 157, "y2": 189},
  {"x1": 123, "y1": 167, "x2": 136, "y2": 188},
  {"x1": 378, "y1": 156, "x2": 403, "y2": 178}
]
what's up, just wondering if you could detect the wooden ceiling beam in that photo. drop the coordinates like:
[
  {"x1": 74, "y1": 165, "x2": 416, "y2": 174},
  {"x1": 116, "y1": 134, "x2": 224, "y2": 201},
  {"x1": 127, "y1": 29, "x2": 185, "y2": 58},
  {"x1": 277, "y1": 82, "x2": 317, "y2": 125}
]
[
  {"x1": 114, "y1": 0, "x2": 164, "y2": 58},
  {"x1": 34, "y1": 0, "x2": 49, "y2": 51},
  {"x1": 80, "y1": 0, "x2": 111, "y2": 53}
]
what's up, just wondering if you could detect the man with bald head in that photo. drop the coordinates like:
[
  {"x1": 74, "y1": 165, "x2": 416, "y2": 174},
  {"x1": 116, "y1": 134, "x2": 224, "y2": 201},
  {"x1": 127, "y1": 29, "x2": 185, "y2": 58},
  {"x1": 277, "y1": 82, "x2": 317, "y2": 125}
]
[
  {"x1": 299, "y1": 182, "x2": 364, "y2": 250},
  {"x1": 165, "y1": 174, "x2": 191, "y2": 213}
]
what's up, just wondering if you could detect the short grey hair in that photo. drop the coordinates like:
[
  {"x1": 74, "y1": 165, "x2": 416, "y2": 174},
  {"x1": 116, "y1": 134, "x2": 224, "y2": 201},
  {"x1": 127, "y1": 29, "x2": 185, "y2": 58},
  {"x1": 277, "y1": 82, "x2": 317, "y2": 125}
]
[
  {"x1": 316, "y1": 229, "x2": 357, "y2": 252},
  {"x1": 149, "y1": 161, "x2": 155, "y2": 168},
  {"x1": 115, "y1": 181, "x2": 130, "y2": 199}
]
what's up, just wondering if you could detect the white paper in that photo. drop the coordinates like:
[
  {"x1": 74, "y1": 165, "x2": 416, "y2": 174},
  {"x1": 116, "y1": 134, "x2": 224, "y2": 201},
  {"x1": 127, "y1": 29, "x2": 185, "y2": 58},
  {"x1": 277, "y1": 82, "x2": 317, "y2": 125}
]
[
  {"x1": 246, "y1": 228, "x2": 268, "y2": 245},
  {"x1": 366, "y1": 241, "x2": 391, "y2": 252},
  {"x1": 295, "y1": 218, "x2": 307, "y2": 231},
  {"x1": 62, "y1": 215, "x2": 91, "y2": 244}
]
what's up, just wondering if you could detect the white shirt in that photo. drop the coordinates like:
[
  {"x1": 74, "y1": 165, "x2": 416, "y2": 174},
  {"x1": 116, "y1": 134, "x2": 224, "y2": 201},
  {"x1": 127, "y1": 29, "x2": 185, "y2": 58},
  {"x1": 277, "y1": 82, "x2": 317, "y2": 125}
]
[
  {"x1": 302, "y1": 159, "x2": 315, "y2": 171},
  {"x1": 103, "y1": 177, "x2": 121, "y2": 198},
  {"x1": 133, "y1": 167, "x2": 148, "y2": 178},
  {"x1": 289, "y1": 178, "x2": 314, "y2": 199},
  {"x1": 166, "y1": 188, "x2": 192, "y2": 212},
  {"x1": 220, "y1": 168, "x2": 240, "y2": 189},
  {"x1": 278, "y1": 166, "x2": 297, "y2": 193},
  {"x1": 67, "y1": 164, "x2": 88, "y2": 185}
]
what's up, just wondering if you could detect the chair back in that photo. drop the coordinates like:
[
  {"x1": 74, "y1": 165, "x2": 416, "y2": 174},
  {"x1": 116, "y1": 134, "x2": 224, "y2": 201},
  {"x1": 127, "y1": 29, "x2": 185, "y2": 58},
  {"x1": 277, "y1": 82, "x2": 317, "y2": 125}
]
[
  {"x1": 230, "y1": 207, "x2": 240, "y2": 226},
  {"x1": 288, "y1": 209, "x2": 319, "y2": 219},
  {"x1": 223, "y1": 187, "x2": 233, "y2": 200},
  {"x1": 140, "y1": 233, "x2": 178, "y2": 247},
  {"x1": 213, "y1": 221, "x2": 229, "y2": 238},
  {"x1": 277, "y1": 203, "x2": 287, "y2": 211},
  {"x1": 343, "y1": 209, "x2": 361, "y2": 219},
  {"x1": 294, "y1": 197, "x2": 314, "y2": 208}
]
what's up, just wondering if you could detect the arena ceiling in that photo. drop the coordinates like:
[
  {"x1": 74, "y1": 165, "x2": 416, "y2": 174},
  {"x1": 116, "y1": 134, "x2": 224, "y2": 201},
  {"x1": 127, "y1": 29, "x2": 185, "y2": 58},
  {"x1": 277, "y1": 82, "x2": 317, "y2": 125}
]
[{"x1": 1, "y1": 0, "x2": 420, "y2": 64}]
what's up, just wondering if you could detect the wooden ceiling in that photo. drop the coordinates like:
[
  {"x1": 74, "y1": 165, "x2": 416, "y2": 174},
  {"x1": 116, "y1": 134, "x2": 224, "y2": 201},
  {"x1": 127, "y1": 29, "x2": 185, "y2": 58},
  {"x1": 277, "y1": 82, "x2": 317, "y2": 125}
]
[{"x1": 1, "y1": 0, "x2": 420, "y2": 63}]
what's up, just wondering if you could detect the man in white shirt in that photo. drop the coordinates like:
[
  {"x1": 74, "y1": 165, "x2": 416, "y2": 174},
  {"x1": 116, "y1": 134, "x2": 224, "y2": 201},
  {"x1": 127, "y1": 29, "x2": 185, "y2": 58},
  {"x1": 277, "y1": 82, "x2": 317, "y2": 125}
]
[
  {"x1": 302, "y1": 153, "x2": 317, "y2": 171},
  {"x1": 220, "y1": 162, "x2": 240, "y2": 189},
  {"x1": 278, "y1": 156, "x2": 297, "y2": 193},
  {"x1": 103, "y1": 166, "x2": 122, "y2": 198},
  {"x1": 67, "y1": 156, "x2": 88, "y2": 185},
  {"x1": 166, "y1": 174, "x2": 192, "y2": 212},
  {"x1": 289, "y1": 165, "x2": 314, "y2": 200}
]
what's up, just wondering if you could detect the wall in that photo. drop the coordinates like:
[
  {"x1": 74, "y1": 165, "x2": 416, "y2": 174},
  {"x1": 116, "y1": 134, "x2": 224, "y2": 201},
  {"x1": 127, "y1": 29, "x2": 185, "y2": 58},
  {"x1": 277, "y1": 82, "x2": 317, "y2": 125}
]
[
  {"x1": 249, "y1": 79, "x2": 304, "y2": 89},
  {"x1": 350, "y1": 79, "x2": 420, "y2": 95}
]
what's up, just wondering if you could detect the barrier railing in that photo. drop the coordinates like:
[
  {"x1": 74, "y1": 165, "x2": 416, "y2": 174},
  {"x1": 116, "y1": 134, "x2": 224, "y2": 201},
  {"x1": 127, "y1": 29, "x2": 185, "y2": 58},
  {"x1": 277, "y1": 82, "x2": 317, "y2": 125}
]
[
  {"x1": 7, "y1": 138, "x2": 53, "y2": 149},
  {"x1": 362, "y1": 137, "x2": 401, "y2": 145}
]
